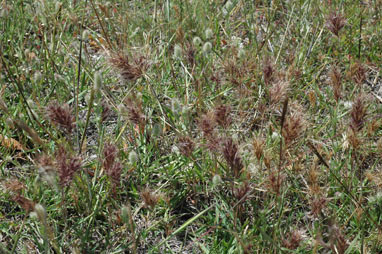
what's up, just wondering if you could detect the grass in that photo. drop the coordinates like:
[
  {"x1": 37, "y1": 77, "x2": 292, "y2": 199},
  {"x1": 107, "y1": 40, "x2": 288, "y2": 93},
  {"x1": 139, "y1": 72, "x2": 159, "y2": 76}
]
[{"x1": 0, "y1": 0, "x2": 382, "y2": 253}]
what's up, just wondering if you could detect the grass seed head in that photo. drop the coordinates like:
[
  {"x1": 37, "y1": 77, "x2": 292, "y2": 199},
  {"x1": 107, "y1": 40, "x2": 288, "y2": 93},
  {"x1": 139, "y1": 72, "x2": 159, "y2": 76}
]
[
  {"x1": 109, "y1": 53, "x2": 148, "y2": 82},
  {"x1": 56, "y1": 146, "x2": 82, "y2": 188},
  {"x1": 173, "y1": 44, "x2": 182, "y2": 59},
  {"x1": 199, "y1": 113, "x2": 216, "y2": 137},
  {"x1": 178, "y1": 136, "x2": 195, "y2": 157},
  {"x1": 37, "y1": 154, "x2": 56, "y2": 187},
  {"x1": 253, "y1": 136, "x2": 265, "y2": 161},
  {"x1": 212, "y1": 174, "x2": 223, "y2": 186},
  {"x1": 269, "y1": 81, "x2": 288, "y2": 104},
  {"x1": 185, "y1": 43, "x2": 196, "y2": 66},
  {"x1": 267, "y1": 170, "x2": 284, "y2": 195},
  {"x1": 108, "y1": 161, "x2": 123, "y2": 186},
  {"x1": 263, "y1": 59, "x2": 274, "y2": 85},
  {"x1": 103, "y1": 143, "x2": 123, "y2": 186},
  {"x1": 124, "y1": 97, "x2": 146, "y2": 127},
  {"x1": 310, "y1": 197, "x2": 327, "y2": 218},
  {"x1": 4, "y1": 178, "x2": 26, "y2": 193},
  {"x1": 350, "y1": 95, "x2": 367, "y2": 133},
  {"x1": 94, "y1": 71, "x2": 102, "y2": 93},
  {"x1": 222, "y1": 138, "x2": 243, "y2": 178},
  {"x1": 100, "y1": 100, "x2": 112, "y2": 123},
  {"x1": 214, "y1": 104, "x2": 232, "y2": 128},
  {"x1": 5, "y1": 117, "x2": 14, "y2": 129},
  {"x1": 282, "y1": 230, "x2": 304, "y2": 250},
  {"x1": 193, "y1": 36, "x2": 202, "y2": 47},
  {"x1": 103, "y1": 142, "x2": 118, "y2": 170},
  {"x1": 34, "y1": 203, "x2": 46, "y2": 222},
  {"x1": 205, "y1": 28, "x2": 213, "y2": 40},
  {"x1": 128, "y1": 150, "x2": 138, "y2": 165},
  {"x1": 171, "y1": 98, "x2": 182, "y2": 115},
  {"x1": 140, "y1": 187, "x2": 160, "y2": 209},
  {"x1": 237, "y1": 48, "x2": 246, "y2": 58},
  {"x1": 0, "y1": 98, "x2": 9, "y2": 113},
  {"x1": 46, "y1": 102, "x2": 75, "y2": 134},
  {"x1": 233, "y1": 181, "x2": 250, "y2": 201},
  {"x1": 151, "y1": 123, "x2": 162, "y2": 138},
  {"x1": 329, "y1": 224, "x2": 349, "y2": 254},
  {"x1": 282, "y1": 109, "x2": 306, "y2": 147},
  {"x1": 326, "y1": 11, "x2": 346, "y2": 36},
  {"x1": 329, "y1": 65, "x2": 342, "y2": 101},
  {"x1": 202, "y1": 42, "x2": 212, "y2": 54},
  {"x1": 350, "y1": 62, "x2": 366, "y2": 85}
]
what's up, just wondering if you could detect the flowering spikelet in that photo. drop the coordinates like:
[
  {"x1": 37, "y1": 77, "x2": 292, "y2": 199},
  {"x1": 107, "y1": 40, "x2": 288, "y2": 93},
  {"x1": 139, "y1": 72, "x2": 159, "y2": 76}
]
[
  {"x1": 103, "y1": 142, "x2": 123, "y2": 186},
  {"x1": 326, "y1": 11, "x2": 346, "y2": 36},
  {"x1": 109, "y1": 53, "x2": 148, "y2": 82},
  {"x1": 173, "y1": 44, "x2": 182, "y2": 59},
  {"x1": 100, "y1": 100, "x2": 112, "y2": 123},
  {"x1": 37, "y1": 154, "x2": 54, "y2": 170},
  {"x1": 269, "y1": 81, "x2": 288, "y2": 104},
  {"x1": 128, "y1": 150, "x2": 138, "y2": 165},
  {"x1": 347, "y1": 129, "x2": 361, "y2": 149},
  {"x1": 199, "y1": 113, "x2": 216, "y2": 137},
  {"x1": 267, "y1": 170, "x2": 284, "y2": 195},
  {"x1": 124, "y1": 98, "x2": 146, "y2": 127},
  {"x1": 282, "y1": 110, "x2": 305, "y2": 147},
  {"x1": 214, "y1": 105, "x2": 231, "y2": 128},
  {"x1": 222, "y1": 138, "x2": 243, "y2": 178},
  {"x1": 56, "y1": 146, "x2": 82, "y2": 188},
  {"x1": 178, "y1": 136, "x2": 195, "y2": 157},
  {"x1": 253, "y1": 136, "x2": 265, "y2": 160},
  {"x1": 140, "y1": 187, "x2": 160, "y2": 209},
  {"x1": 329, "y1": 66, "x2": 342, "y2": 101},
  {"x1": 185, "y1": 43, "x2": 196, "y2": 66},
  {"x1": 193, "y1": 36, "x2": 202, "y2": 47},
  {"x1": 329, "y1": 224, "x2": 349, "y2": 254},
  {"x1": 46, "y1": 102, "x2": 75, "y2": 134},
  {"x1": 4, "y1": 178, "x2": 26, "y2": 193},
  {"x1": 108, "y1": 161, "x2": 123, "y2": 186},
  {"x1": 233, "y1": 181, "x2": 250, "y2": 201},
  {"x1": 310, "y1": 197, "x2": 327, "y2": 217},
  {"x1": 36, "y1": 154, "x2": 56, "y2": 186},
  {"x1": 263, "y1": 60, "x2": 274, "y2": 85},
  {"x1": 103, "y1": 142, "x2": 118, "y2": 172},
  {"x1": 282, "y1": 230, "x2": 304, "y2": 250},
  {"x1": 204, "y1": 136, "x2": 221, "y2": 153},
  {"x1": 350, "y1": 62, "x2": 366, "y2": 85},
  {"x1": 350, "y1": 95, "x2": 367, "y2": 132},
  {"x1": 202, "y1": 42, "x2": 212, "y2": 54}
]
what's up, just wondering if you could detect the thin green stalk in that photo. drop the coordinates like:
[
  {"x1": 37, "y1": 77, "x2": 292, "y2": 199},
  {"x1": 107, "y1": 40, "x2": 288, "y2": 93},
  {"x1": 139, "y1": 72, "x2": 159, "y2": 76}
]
[
  {"x1": 11, "y1": 218, "x2": 26, "y2": 254},
  {"x1": 79, "y1": 87, "x2": 95, "y2": 154}
]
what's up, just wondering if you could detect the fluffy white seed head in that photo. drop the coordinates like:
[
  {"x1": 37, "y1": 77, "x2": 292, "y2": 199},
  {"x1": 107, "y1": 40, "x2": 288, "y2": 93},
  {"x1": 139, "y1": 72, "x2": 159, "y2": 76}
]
[
  {"x1": 94, "y1": 71, "x2": 102, "y2": 92},
  {"x1": 173, "y1": 44, "x2": 182, "y2": 59},
  {"x1": 205, "y1": 28, "x2": 213, "y2": 40},
  {"x1": 151, "y1": 123, "x2": 162, "y2": 137},
  {"x1": 34, "y1": 204, "x2": 46, "y2": 222},
  {"x1": 128, "y1": 150, "x2": 138, "y2": 165},
  {"x1": 193, "y1": 36, "x2": 202, "y2": 46},
  {"x1": 202, "y1": 42, "x2": 212, "y2": 54}
]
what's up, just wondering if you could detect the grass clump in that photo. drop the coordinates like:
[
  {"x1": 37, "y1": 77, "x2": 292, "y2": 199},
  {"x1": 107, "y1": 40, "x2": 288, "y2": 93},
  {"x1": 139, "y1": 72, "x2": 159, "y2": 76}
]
[{"x1": 1, "y1": 0, "x2": 382, "y2": 253}]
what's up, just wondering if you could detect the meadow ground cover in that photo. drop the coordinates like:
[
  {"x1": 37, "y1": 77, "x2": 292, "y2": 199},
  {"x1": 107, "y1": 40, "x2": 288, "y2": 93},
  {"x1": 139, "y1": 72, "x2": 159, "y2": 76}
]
[{"x1": 1, "y1": 0, "x2": 382, "y2": 253}]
